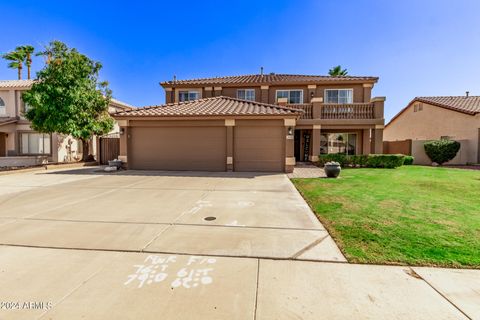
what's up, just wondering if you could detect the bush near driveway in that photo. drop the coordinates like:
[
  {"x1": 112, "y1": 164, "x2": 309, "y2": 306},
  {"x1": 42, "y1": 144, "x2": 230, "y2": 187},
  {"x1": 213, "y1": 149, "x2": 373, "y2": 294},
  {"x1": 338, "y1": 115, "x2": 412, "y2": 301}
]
[
  {"x1": 318, "y1": 154, "x2": 406, "y2": 168},
  {"x1": 292, "y1": 166, "x2": 480, "y2": 267},
  {"x1": 403, "y1": 155, "x2": 414, "y2": 165},
  {"x1": 424, "y1": 140, "x2": 461, "y2": 165}
]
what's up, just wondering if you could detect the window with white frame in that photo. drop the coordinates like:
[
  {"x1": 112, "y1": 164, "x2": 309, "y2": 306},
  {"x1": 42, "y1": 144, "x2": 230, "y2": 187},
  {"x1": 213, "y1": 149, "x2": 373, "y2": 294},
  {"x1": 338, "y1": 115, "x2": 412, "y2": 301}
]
[
  {"x1": 276, "y1": 90, "x2": 303, "y2": 104},
  {"x1": 19, "y1": 132, "x2": 51, "y2": 155},
  {"x1": 0, "y1": 97, "x2": 5, "y2": 115},
  {"x1": 178, "y1": 90, "x2": 200, "y2": 102},
  {"x1": 325, "y1": 89, "x2": 353, "y2": 104},
  {"x1": 237, "y1": 89, "x2": 255, "y2": 101}
]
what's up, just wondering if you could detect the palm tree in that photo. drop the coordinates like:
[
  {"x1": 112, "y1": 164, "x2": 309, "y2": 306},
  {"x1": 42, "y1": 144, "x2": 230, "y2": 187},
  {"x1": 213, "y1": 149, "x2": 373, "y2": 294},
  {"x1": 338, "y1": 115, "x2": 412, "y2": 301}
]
[
  {"x1": 328, "y1": 65, "x2": 348, "y2": 76},
  {"x1": 17, "y1": 45, "x2": 35, "y2": 79},
  {"x1": 2, "y1": 50, "x2": 26, "y2": 80}
]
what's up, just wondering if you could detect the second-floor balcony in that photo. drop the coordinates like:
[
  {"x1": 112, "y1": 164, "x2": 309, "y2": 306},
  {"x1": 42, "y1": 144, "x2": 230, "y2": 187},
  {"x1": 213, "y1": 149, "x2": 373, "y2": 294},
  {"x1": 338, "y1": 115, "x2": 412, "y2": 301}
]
[{"x1": 289, "y1": 102, "x2": 379, "y2": 120}]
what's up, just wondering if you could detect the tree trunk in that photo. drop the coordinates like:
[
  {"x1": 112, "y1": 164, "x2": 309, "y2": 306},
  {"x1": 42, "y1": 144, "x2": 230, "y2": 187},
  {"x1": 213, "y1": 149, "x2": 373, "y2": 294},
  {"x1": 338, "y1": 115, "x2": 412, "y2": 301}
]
[
  {"x1": 27, "y1": 66, "x2": 31, "y2": 80},
  {"x1": 81, "y1": 138, "x2": 90, "y2": 162},
  {"x1": 18, "y1": 67, "x2": 22, "y2": 80}
]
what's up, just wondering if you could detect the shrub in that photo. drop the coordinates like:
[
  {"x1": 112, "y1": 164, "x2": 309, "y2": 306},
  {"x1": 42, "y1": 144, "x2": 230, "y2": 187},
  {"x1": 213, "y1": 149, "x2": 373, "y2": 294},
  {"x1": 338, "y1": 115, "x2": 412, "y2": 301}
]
[
  {"x1": 318, "y1": 154, "x2": 404, "y2": 168},
  {"x1": 403, "y1": 156, "x2": 414, "y2": 165},
  {"x1": 318, "y1": 154, "x2": 349, "y2": 167},
  {"x1": 350, "y1": 155, "x2": 368, "y2": 167},
  {"x1": 366, "y1": 154, "x2": 405, "y2": 168},
  {"x1": 424, "y1": 140, "x2": 461, "y2": 165}
]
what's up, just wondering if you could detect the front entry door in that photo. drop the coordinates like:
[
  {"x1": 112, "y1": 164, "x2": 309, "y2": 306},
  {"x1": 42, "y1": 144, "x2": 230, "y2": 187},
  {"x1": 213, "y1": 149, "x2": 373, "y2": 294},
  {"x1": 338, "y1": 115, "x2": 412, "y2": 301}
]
[
  {"x1": 303, "y1": 131, "x2": 311, "y2": 162},
  {"x1": 0, "y1": 133, "x2": 6, "y2": 157},
  {"x1": 294, "y1": 130, "x2": 301, "y2": 161}
]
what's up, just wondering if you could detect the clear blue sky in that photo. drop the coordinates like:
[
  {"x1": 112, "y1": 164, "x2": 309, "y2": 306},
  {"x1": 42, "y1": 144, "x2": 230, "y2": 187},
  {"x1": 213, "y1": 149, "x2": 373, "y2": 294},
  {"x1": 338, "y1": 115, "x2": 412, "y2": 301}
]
[{"x1": 1, "y1": 0, "x2": 479, "y2": 121}]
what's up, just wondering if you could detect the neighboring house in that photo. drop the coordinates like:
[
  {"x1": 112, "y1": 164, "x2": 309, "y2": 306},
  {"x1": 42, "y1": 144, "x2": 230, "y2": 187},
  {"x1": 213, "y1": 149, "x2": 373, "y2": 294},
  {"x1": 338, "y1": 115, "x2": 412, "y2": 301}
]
[
  {"x1": 384, "y1": 95, "x2": 480, "y2": 165},
  {"x1": 114, "y1": 73, "x2": 385, "y2": 173},
  {"x1": 0, "y1": 80, "x2": 132, "y2": 167}
]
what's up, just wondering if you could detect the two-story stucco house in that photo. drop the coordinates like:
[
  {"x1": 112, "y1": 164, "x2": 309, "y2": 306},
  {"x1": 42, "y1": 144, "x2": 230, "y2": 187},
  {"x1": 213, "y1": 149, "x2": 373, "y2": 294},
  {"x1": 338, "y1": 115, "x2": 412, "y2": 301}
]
[
  {"x1": 0, "y1": 80, "x2": 132, "y2": 167},
  {"x1": 161, "y1": 73, "x2": 385, "y2": 162},
  {"x1": 114, "y1": 73, "x2": 385, "y2": 173}
]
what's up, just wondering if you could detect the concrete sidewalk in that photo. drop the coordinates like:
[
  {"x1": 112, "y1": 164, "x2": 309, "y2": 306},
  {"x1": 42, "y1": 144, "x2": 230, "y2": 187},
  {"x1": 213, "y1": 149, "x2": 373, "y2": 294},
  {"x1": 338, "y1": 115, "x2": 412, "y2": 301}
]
[{"x1": 0, "y1": 246, "x2": 477, "y2": 320}]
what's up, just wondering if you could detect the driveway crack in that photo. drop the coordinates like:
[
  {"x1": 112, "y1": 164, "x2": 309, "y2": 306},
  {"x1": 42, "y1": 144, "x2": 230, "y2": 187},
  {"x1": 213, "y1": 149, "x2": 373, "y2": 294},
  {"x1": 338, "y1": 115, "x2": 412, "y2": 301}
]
[{"x1": 290, "y1": 234, "x2": 329, "y2": 259}]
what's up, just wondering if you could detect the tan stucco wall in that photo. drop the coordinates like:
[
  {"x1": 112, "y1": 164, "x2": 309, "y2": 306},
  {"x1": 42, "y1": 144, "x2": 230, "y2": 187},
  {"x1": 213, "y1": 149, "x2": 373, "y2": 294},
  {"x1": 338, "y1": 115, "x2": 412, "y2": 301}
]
[
  {"x1": 385, "y1": 102, "x2": 480, "y2": 164},
  {"x1": 168, "y1": 84, "x2": 371, "y2": 105}
]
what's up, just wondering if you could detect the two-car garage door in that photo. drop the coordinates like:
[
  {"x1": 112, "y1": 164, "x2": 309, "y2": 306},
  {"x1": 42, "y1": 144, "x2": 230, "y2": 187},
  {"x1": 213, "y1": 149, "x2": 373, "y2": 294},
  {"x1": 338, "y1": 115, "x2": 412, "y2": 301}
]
[
  {"x1": 129, "y1": 126, "x2": 226, "y2": 171},
  {"x1": 128, "y1": 120, "x2": 285, "y2": 172}
]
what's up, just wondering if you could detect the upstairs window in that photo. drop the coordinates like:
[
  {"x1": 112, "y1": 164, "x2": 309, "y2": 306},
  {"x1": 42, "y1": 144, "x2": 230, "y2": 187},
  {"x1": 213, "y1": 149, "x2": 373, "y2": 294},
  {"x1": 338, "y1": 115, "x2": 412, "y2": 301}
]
[
  {"x1": 237, "y1": 89, "x2": 255, "y2": 101},
  {"x1": 276, "y1": 90, "x2": 303, "y2": 104},
  {"x1": 0, "y1": 97, "x2": 5, "y2": 115},
  {"x1": 178, "y1": 91, "x2": 199, "y2": 102},
  {"x1": 325, "y1": 89, "x2": 353, "y2": 104}
]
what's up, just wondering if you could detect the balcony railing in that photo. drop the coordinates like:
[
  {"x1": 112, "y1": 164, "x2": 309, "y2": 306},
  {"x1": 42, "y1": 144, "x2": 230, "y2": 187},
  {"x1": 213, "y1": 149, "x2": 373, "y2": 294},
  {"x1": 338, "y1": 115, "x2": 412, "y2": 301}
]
[
  {"x1": 289, "y1": 102, "x2": 375, "y2": 120},
  {"x1": 321, "y1": 103, "x2": 375, "y2": 119},
  {"x1": 288, "y1": 104, "x2": 312, "y2": 119}
]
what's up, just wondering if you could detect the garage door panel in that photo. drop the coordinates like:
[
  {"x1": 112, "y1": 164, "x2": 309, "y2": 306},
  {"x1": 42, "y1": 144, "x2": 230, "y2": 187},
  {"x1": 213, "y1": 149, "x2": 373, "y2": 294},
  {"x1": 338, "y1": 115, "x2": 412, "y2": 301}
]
[
  {"x1": 234, "y1": 123, "x2": 284, "y2": 172},
  {"x1": 130, "y1": 127, "x2": 226, "y2": 171}
]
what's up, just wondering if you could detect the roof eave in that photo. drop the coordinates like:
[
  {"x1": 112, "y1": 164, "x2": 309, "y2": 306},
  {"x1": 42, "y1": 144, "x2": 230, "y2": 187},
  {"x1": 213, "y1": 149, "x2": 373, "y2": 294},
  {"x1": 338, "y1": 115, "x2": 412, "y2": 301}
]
[{"x1": 160, "y1": 78, "x2": 378, "y2": 88}]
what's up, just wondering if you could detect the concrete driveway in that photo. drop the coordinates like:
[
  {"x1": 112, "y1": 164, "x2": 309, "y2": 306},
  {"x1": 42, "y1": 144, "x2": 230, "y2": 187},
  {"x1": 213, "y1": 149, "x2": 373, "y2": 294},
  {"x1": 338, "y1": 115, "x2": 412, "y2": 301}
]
[
  {"x1": 0, "y1": 167, "x2": 343, "y2": 261},
  {"x1": 0, "y1": 167, "x2": 478, "y2": 320}
]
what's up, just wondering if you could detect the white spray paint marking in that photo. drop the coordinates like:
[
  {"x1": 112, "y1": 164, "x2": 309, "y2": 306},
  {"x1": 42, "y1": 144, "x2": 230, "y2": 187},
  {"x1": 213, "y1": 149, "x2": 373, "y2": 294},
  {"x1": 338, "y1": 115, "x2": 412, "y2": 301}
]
[
  {"x1": 185, "y1": 200, "x2": 213, "y2": 215},
  {"x1": 124, "y1": 255, "x2": 216, "y2": 289},
  {"x1": 124, "y1": 255, "x2": 176, "y2": 288},
  {"x1": 226, "y1": 220, "x2": 246, "y2": 227},
  {"x1": 237, "y1": 201, "x2": 255, "y2": 208}
]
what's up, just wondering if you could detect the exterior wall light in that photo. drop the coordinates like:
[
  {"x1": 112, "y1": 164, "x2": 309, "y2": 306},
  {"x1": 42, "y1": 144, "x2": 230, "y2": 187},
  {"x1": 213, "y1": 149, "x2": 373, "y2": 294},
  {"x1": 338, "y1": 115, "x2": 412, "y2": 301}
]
[
  {"x1": 288, "y1": 127, "x2": 293, "y2": 135},
  {"x1": 119, "y1": 128, "x2": 125, "y2": 135}
]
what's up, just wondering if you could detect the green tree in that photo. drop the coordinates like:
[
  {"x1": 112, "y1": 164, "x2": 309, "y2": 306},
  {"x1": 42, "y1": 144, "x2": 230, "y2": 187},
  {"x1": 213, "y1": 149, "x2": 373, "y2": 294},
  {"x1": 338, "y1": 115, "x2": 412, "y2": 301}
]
[
  {"x1": 328, "y1": 65, "x2": 348, "y2": 76},
  {"x1": 17, "y1": 45, "x2": 35, "y2": 79},
  {"x1": 2, "y1": 49, "x2": 26, "y2": 79},
  {"x1": 22, "y1": 40, "x2": 114, "y2": 161}
]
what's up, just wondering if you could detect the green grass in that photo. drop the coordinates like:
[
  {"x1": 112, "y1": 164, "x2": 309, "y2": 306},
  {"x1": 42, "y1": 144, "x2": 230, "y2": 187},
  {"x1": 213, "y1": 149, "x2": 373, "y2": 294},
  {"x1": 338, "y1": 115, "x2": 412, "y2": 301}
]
[{"x1": 292, "y1": 166, "x2": 480, "y2": 268}]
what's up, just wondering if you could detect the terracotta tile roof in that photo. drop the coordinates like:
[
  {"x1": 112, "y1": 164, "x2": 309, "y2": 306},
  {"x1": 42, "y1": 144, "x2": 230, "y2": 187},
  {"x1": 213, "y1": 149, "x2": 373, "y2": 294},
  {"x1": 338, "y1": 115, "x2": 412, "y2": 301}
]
[
  {"x1": 0, "y1": 80, "x2": 35, "y2": 88},
  {"x1": 110, "y1": 98, "x2": 134, "y2": 110},
  {"x1": 415, "y1": 96, "x2": 480, "y2": 115},
  {"x1": 386, "y1": 96, "x2": 480, "y2": 127},
  {"x1": 114, "y1": 96, "x2": 302, "y2": 118},
  {"x1": 160, "y1": 74, "x2": 378, "y2": 87}
]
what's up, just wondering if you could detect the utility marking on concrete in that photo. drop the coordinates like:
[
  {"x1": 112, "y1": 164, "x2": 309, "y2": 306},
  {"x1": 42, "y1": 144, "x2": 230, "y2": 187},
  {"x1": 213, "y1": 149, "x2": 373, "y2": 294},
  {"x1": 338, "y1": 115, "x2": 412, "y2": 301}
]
[
  {"x1": 290, "y1": 235, "x2": 330, "y2": 259},
  {"x1": 124, "y1": 255, "x2": 216, "y2": 289},
  {"x1": 0, "y1": 216, "x2": 325, "y2": 231},
  {"x1": 237, "y1": 201, "x2": 255, "y2": 208},
  {"x1": 225, "y1": 220, "x2": 246, "y2": 227}
]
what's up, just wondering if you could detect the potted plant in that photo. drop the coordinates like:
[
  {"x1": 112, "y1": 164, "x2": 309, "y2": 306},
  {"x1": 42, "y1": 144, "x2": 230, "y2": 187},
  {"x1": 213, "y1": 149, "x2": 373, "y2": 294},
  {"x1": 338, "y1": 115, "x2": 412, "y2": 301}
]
[{"x1": 324, "y1": 161, "x2": 341, "y2": 178}]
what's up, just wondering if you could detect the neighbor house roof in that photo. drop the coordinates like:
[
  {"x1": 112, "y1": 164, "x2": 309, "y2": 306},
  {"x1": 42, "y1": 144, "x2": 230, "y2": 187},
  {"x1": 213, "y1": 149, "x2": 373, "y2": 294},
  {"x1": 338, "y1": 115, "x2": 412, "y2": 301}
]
[
  {"x1": 160, "y1": 74, "x2": 378, "y2": 87},
  {"x1": 386, "y1": 96, "x2": 480, "y2": 127},
  {"x1": 0, "y1": 79, "x2": 36, "y2": 89},
  {"x1": 114, "y1": 96, "x2": 302, "y2": 118},
  {"x1": 110, "y1": 98, "x2": 134, "y2": 110}
]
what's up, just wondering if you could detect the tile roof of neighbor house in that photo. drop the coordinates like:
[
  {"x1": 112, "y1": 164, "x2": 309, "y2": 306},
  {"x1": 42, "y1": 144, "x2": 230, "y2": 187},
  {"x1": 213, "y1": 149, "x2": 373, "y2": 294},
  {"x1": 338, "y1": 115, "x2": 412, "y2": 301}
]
[
  {"x1": 114, "y1": 96, "x2": 302, "y2": 118},
  {"x1": 0, "y1": 79, "x2": 36, "y2": 88},
  {"x1": 387, "y1": 95, "x2": 480, "y2": 126},
  {"x1": 160, "y1": 74, "x2": 379, "y2": 87}
]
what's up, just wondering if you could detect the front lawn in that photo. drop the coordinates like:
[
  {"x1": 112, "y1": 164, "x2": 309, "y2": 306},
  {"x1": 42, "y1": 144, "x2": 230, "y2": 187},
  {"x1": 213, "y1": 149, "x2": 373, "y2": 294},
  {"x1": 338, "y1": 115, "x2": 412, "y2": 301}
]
[{"x1": 292, "y1": 166, "x2": 480, "y2": 268}]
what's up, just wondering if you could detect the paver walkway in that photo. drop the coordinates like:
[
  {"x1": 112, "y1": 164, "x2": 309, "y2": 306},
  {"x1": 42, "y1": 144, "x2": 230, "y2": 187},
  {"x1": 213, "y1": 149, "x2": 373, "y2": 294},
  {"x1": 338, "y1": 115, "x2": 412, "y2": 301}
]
[{"x1": 287, "y1": 162, "x2": 326, "y2": 178}]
